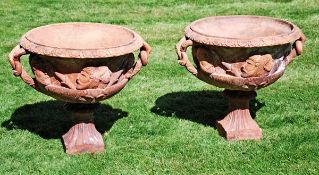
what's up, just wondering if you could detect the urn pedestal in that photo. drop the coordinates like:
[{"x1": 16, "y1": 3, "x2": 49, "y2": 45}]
[
  {"x1": 215, "y1": 90, "x2": 261, "y2": 141},
  {"x1": 176, "y1": 16, "x2": 305, "y2": 140},
  {"x1": 63, "y1": 103, "x2": 104, "y2": 154},
  {"x1": 9, "y1": 23, "x2": 151, "y2": 154}
]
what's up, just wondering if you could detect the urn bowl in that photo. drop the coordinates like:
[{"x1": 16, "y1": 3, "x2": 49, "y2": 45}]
[
  {"x1": 9, "y1": 22, "x2": 151, "y2": 103},
  {"x1": 176, "y1": 15, "x2": 305, "y2": 91}
]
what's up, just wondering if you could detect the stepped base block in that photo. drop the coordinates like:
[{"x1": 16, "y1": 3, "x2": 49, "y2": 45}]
[
  {"x1": 216, "y1": 90, "x2": 262, "y2": 141},
  {"x1": 62, "y1": 103, "x2": 104, "y2": 155}
]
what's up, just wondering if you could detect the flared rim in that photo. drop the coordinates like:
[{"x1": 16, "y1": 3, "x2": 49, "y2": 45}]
[
  {"x1": 185, "y1": 15, "x2": 304, "y2": 47},
  {"x1": 20, "y1": 22, "x2": 144, "y2": 58}
]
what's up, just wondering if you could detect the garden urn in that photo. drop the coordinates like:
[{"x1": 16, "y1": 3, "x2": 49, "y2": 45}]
[
  {"x1": 8, "y1": 22, "x2": 151, "y2": 154},
  {"x1": 176, "y1": 16, "x2": 305, "y2": 140}
]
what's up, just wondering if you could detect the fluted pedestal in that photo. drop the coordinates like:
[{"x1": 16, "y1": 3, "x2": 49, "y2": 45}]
[
  {"x1": 216, "y1": 90, "x2": 262, "y2": 141},
  {"x1": 63, "y1": 103, "x2": 104, "y2": 155}
]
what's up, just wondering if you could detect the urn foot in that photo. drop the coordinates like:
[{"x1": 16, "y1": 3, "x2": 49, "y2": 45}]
[
  {"x1": 62, "y1": 103, "x2": 104, "y2": 155},
  {"x1": 216, "y1": 90, "x2": 262, "y2": 141}
]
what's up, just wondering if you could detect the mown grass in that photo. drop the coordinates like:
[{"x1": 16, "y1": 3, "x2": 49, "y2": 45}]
[{"x1": 0, "y1": 0, "x2": 318, "y2": 174}]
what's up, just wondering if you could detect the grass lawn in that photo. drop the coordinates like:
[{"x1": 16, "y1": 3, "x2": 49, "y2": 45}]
[{"x1": 0, "y1": 0, "x2": 319, "y2": 174}]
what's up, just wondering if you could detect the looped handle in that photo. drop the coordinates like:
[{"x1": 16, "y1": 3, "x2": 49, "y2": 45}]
[
  {"x1": 285, "y1": 34, "x2": 306, "y2": 66},
  {"x1": 176, "y1": 36, "x2": 198, "y2": 75},
  {"x1": 125, "y1": 42, "x2": 152, "y2": 79},
  {"x1": 8, "y1": 45, "x2": 35, "y2": 87}
]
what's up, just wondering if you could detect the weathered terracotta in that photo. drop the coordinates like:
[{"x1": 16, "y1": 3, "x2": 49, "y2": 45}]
[
  {"x1": 9, "y1": 22, "x2": 151, "y2": 154},
  {"x1": 176, "y1": 16, "x2": 305, "y2": 140}
]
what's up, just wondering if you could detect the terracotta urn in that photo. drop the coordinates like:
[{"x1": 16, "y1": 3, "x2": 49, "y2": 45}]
[
  {"x1": 176, "y1": 16, "x2": 305, "y2": 140},
  {"x1": 8, "y1": 22, "x2": 151, "y2": 154}
]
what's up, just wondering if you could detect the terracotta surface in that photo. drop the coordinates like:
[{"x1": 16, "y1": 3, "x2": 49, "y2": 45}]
[
  {"x1": 176, "y1": 15, "x2": 305, "y2": 140},
  {"x1": 9, "y1": 22, "x2": 151, "y2": 154},
  {"x1": 63, "y1": 103, "x2": 104, "y2": 154},
  {"x1": 215, "y1": 90, "x2": 262, "y2": 141}
]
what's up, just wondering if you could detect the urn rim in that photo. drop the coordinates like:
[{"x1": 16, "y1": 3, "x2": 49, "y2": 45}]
[
  {"x1": 20, "y1": 22, "x2": 144, "y2": 58},
  {"x1": 185, "y1": 15, "x2": 304, "y2": 47}
]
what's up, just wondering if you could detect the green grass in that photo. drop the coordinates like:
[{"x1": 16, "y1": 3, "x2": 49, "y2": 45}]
[{"x1": 1, "y1": 0, "x2": 319, "y2": 174}]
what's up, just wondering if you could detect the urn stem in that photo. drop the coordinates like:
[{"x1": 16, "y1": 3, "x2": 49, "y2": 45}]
[
  {"x1": 216, "y1": 90, "x2": 262, "y2": 141},
  {"x1": 62, "y1": 103, "x2": 104, "y2": 155}
]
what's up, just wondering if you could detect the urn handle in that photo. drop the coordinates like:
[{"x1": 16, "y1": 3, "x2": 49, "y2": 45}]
[
  {"x1": 8, "y1": 45, "x2": 35, "y2": 87},
  {"x1": 125, "y1": 42, "x2": 152, "y2": 78},
  {"x1": 176, "y1": 36, "x2": 198, "y2": 75},
  {"x1": 285, "y1": 34, "x2": 306, "y2": 66}
]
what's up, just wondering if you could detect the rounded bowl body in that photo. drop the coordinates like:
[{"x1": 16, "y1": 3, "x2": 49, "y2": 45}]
[
  {"x1": 179, "y1": 16, "x2": 305, "y2": 91},
  {"x1": 15, "y1": 22, "x2": 147, "y2": 103},
  {"x1": 30, "y1": 54, "x2": 134, "y2": 103}
]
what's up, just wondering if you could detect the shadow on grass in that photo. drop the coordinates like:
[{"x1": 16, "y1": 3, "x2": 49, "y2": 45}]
[
  {"x1": 1, "y1": 100, "x2": 128, "y2": 139},
  {"x1": 151, "y1": 90, "x2": 264, "y2": 128}
]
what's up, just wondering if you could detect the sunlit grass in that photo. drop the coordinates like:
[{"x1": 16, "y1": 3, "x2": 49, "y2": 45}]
[{"x1": 0, "y1": 0, "x2": 318, "y2": 174}]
